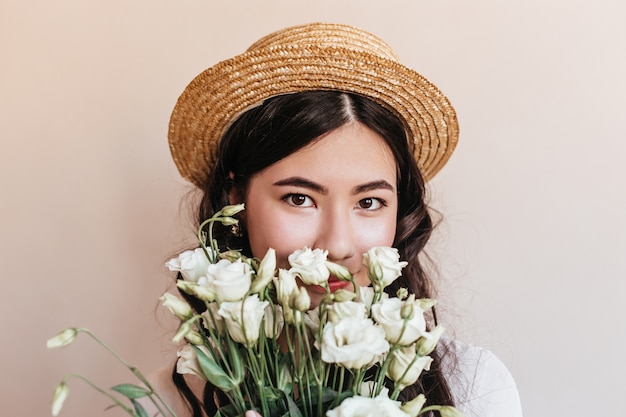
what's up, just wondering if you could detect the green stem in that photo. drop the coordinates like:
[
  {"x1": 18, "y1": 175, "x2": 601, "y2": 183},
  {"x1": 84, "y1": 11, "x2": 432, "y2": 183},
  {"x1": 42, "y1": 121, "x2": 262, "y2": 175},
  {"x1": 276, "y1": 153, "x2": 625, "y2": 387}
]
[
  {"x1": 78, "y1": 329, "x2": 177, "y2": 417},
  {"x1": 64, "y1": 374, "x2": 134, "y2": 415}
]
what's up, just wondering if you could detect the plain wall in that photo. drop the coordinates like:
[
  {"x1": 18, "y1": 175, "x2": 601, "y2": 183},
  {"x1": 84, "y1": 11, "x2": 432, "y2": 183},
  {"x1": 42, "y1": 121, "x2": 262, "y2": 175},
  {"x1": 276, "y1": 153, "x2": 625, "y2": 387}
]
[{"x1": 2, "y1": 1, "x2": 625, "y2": 416}]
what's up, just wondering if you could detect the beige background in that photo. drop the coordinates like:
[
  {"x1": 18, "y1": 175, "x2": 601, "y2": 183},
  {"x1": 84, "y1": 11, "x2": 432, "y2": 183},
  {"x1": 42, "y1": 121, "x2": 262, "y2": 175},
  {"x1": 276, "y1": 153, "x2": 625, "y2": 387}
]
[{"x1": 2, "y1": 0, "x2": 625, "y2": 416}]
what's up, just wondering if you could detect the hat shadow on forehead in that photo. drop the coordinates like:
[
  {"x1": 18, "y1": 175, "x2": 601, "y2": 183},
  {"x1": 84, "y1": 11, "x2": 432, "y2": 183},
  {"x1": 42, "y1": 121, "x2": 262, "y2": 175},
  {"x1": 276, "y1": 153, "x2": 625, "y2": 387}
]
[{"x1": 168, "y1": 22, "x2": 459, "y2": 188}]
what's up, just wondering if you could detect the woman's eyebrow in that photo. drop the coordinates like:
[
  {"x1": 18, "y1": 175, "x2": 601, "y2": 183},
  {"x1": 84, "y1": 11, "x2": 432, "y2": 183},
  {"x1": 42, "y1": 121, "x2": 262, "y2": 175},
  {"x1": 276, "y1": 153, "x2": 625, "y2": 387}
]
[
  {"x1": 352, "y1": 180, "x2": 395, "y2": 194},
  {"x1": 273, "y1": 177, "x2": 328, "y2": 194}
]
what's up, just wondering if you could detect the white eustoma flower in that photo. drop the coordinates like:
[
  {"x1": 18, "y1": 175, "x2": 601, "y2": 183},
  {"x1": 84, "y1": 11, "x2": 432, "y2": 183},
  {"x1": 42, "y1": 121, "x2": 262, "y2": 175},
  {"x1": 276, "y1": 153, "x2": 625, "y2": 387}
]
[
  {"x1": 200, "y1": 258, "x2": 252, "y2": 302},
  {"x1": 386, "y1": 346, "x2": 433, "y2": 389},
  {"x1": 327, "y1": 300, "x2": 367, "y2": 324},
  {"x1": 326, "y1": 392, "x2": 410, "y2": 417},
  {"x1": 362, "y1": 246, "x2": 407, "y2": 289},
  {"x1": 176, "y1": 344, "x2": 210, "y2": 381},
  {"x1": 166, "y1": 248, "x2": 212, "y2": 282},
  {"x1": 318, "y1": 317, "x2": 389, "y2": 369},
  {"x1": 370, "y1": 297, "x2": 427, "y2": 345},
  {"x1": 288, "y1": 247, "x2": 330, "y2": 285},
  {"x1": 218, "y1": 294, "x2": 269, "y2": 346}
]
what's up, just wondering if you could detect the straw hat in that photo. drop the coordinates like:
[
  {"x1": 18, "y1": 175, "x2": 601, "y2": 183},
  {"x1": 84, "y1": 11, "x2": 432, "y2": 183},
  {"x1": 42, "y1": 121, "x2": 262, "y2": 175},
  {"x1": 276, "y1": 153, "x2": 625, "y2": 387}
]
[{"x1": 169, "y1": 22, "x2": 459, "y2": 187}]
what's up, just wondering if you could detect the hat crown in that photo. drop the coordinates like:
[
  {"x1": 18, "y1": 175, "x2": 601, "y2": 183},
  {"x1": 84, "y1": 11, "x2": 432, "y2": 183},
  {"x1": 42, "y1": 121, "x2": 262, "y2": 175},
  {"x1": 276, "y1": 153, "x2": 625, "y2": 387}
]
[{"x1": 246, "y1": 23, "x2": 399, "y2": 62}]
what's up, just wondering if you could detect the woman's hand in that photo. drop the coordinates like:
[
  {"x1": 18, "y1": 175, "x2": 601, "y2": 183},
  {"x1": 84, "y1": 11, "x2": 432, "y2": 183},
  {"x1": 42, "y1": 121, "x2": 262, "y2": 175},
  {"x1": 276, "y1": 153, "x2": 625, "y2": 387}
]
[{"x1": 245, "y1": 411, "x2": 262, "y2": 417}]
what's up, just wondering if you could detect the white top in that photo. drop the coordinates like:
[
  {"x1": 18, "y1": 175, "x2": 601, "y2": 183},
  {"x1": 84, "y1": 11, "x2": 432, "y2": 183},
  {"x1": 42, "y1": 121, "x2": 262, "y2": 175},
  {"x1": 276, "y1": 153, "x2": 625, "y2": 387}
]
[{"x1": 443, "y1": 340, "x2": 523, "y2": 417}]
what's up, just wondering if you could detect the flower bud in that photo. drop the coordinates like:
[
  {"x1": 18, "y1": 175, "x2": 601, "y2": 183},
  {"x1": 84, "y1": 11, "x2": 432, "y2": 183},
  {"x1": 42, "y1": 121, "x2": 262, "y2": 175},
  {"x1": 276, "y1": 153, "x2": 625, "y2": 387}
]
[
  {"x1": 416, "y1": 325, "x2": 445, "y2": 356},
  {"x1": 160, "y1": 293, "x2": 193, "y2": 320},
  {"x1": 332, "y1": 289, "x2": 356, "y2": 302},
  {"x1": 250, "y1": 248, "x2": 276, "y2": 293},
  {"x1": 176, "y1": 280, "x2": 197, "y2": 295},
  {"x1": 325, "y1": 261, "x2": 353, "y2": 281},
  {"x1": 219, "y1": 217, "x2": 239, "y2": 226},
  {"x1": 400, "y1": 294, "x2": 416, "y2": 319},
  {"x1": 47, "y1": 328, "x2": 78, "y2": 349},
  {"x1": 173, "y1": 320, "x2": 194, "y2": 343},
  {"x1": 219, "y1": 203, "x2": 245, "y2": 217},
  {"x1": 396, "y1": 287, "x2": 408, "y2": 300},
  {"x1": 220, "y1": 249, "x2": 244, "y2": 262},
  {"x1": 417, "y1": 298, "x2": 436, "y2": 311},
  {"x1": 400, "y1": 394, "x2": 426, "y2": 417},
  {"x1": 291, "y1": 287, "x2": 311, "y2": 312},
  {"x1": 185, "y1": 330, "x2": 204, "y2": 345},
  {"x1": 51, "y1": 381, "x2": 69, "y2": 416}
]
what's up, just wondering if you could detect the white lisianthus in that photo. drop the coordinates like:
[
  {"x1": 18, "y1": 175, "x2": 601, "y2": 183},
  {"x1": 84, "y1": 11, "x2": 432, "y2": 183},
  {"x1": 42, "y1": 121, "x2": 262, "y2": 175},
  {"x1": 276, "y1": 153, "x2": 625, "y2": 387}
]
[
  {"x1": 176, "y1": 344, "x2": 210, "y2": 381},
  {"x1": 326, "y1": 392, "x2": 409, "y2": 417},
  {"x1": 200, "y1": 258, "x2": 252, "y2": 302},
  {"x1": 327, "y1": 300, "x2": 367, "y2": 324},
  {"x1": 386, "y1": 346, "x2": 433, "y2": 389},
  {"x1": 362, "y1": 246, "x2": 407, "y2": 289},
  {"x1": 318, "y1": 317, "x2": 389, "y2": 369},
  {"x1": 371, "y1": 297, "x2": 427, "y2": 345},
  {"x1": 218, "y1": 294, "x2": 269, "y2": 346},
  {"x1": 166, "y1": 248, "x2": 212, "y2": 282},
  {"x1": 288, "y1": 247, "x2": 330, "y2": 285}
]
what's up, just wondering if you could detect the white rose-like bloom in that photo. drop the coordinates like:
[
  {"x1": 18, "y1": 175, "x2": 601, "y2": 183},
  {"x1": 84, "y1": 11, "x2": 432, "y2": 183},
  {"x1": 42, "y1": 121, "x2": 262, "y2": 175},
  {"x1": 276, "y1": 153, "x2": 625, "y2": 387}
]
[
  {"x1": 326, "y1": 392, "x2": 409, "y2": 417},
  {"x1": 218, "y1": 294, "x2": 269, "y2": 346},
  {"x1": 371, "y1": 297, "x2": 427, "y2": 345},
  {"x1": 362, "y1": 247, "x2": 408, "y2": 289},
  {"x1": 318, "y1": 317, "x2": 389, "y2": 369},
  {"x1": 176, "y1": 344, "x2": 210, "y2": 381},
  {"x1": 200, "y1": 258, "x2": 252, "y2": 302},
  {"x1": 386, "y1": 346, "x2": 433, "y2": 389},
  {"x1": 166, "y1": 248, "x2": 212, "y2": 282},
  {"x1": 327, "y1": 300, "x2": 367, "y2": 324},
  {"x1": 288, "y1": 247, "x2": 330, "y2": 285}
]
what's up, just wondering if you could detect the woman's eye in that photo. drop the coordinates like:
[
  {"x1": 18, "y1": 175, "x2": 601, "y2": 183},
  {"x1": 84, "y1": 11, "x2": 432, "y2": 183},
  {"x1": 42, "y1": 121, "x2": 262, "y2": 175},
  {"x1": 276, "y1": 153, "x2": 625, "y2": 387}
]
[
  {"x1": 284, "y1": 194, "x2": 314, "y2": 207},
  {"x1": 357, "y1": 198, "x2": 385, "y2": 210}
]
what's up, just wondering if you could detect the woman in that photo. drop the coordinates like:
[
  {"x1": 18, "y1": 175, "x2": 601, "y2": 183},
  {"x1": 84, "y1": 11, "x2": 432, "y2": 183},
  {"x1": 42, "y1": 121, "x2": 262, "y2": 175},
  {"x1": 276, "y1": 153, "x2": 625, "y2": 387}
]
[{"x1": 150, "y1": 23, "x2": 522, "y2": 417}]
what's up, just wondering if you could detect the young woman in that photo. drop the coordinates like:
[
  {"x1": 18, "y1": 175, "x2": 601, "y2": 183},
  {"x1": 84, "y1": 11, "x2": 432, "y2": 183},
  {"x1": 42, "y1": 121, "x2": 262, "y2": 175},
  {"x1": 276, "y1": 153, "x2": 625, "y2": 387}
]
[{"x1": 149, "y1": 23, "x2": 523, "y2": 417}]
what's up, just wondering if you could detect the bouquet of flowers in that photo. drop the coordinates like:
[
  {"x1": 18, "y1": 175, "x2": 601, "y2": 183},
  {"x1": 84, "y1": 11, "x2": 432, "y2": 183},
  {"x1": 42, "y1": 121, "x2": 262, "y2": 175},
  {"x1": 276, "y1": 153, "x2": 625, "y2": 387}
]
[{"x1": 48, "y1": 204, "x2": 463, "y2": 417}]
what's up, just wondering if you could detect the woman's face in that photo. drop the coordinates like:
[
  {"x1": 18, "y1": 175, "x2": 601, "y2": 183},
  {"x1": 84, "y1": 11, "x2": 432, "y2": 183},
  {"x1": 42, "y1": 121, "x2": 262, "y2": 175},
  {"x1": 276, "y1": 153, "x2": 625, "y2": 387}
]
[{"x1": 240, "y1": 122, "x2": 398, "y2": 306}]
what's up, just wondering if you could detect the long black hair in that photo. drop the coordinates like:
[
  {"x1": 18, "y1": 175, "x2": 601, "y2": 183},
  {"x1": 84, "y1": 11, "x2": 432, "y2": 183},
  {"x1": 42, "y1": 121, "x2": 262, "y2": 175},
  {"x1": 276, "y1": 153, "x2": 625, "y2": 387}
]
[{"x1": 175, "y1": 90, "x2": 454, "y2": 415}]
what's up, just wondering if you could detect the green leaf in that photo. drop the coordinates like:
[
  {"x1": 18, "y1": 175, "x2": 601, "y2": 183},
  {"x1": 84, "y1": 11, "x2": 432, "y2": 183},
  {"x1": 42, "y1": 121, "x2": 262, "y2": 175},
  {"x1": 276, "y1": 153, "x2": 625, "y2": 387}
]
[
  {"x1": 279, "y1": 390, "x2": 303, "y2": 417},
  {"x1": 131, "y1": 399, "x2": 149, "y2": 417},
  {"x1": 193, "y1": 345, "x2": 235, "y2": 392},
  {"x1": 111, "y1": 384, "x2": 150, "y2": 399}
]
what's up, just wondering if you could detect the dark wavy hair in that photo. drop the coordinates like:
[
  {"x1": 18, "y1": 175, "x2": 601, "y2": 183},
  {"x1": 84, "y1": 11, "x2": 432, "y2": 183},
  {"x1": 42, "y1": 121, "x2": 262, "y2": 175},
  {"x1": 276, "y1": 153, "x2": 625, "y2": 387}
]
[{"x1": 174, "y1": 90, "x2": 454, "y2": 416}]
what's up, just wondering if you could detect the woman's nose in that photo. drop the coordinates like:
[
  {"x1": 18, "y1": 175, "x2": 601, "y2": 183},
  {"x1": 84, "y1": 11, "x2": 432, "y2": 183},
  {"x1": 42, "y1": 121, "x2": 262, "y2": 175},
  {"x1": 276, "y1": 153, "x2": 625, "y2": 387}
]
[{"x1": 314, "y1": 208, "x2": 355, "y2": 262}]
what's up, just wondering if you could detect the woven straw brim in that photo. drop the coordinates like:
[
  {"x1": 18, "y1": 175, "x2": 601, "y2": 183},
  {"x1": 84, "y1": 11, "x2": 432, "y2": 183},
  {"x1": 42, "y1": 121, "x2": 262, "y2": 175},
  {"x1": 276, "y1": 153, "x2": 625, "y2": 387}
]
[{"x1": 169, "y1": 45, "x2": 459, "y2": 187}]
